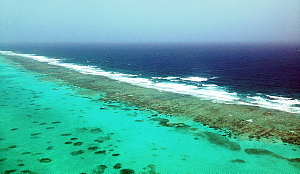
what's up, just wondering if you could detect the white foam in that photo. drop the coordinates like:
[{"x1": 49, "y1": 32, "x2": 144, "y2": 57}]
[
  {"x1": 266, "y1": 95, "x2": 293, "y2": 100},
  {"x1": 246, "y1": 95, "x2": 300, "y2": 113},
  {"x1": 246, "y1": 119, "x2": 253, "y2": 122},
  {"x1": 0, "y1": 51, "x2": 61, "y2": 63},
  {"x1": 180, "y1": 77, "x2": 208, "y2": 82},
  {"x1": 152, "y1": 76, "x2": 180, "y2": 80},
  {"x1": 1, "y1": 50, "x2": 300, "y2": 113},
  {"x1": 121, "y1": 78, "x2": 239, "y2": 102},
  {"x1": 202, "y1": 84, "x2": 218, "y2": 87}
]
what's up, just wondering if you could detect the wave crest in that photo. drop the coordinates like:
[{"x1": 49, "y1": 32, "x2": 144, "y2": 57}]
[{"x1": 1, "y1": 50, "x2": 299, "y2": 114}]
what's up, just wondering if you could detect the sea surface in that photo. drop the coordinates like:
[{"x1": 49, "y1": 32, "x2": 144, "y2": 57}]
[
  {"x1": 0, "y1": 43, "x2": 300, "y2": 173},
  {"x1": 1, "y1": 43, "x2": 300, "y2": 113}
]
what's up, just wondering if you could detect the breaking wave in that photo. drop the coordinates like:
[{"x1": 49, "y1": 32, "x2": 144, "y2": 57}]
[{"x1": 1, "y1": 50, "x2": 299, "y2": 114}]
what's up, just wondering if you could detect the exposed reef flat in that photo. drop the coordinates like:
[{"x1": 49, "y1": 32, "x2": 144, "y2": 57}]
[{"x1": 1, "y1": 53, "x2": 300, "y2": 145}]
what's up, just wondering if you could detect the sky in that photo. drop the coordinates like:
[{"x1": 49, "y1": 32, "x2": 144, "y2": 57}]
[{"x1": 1, "y1": 0, "x2": 299, "y2": 44}]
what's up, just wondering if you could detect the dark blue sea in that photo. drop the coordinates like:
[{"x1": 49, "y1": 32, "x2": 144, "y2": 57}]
[{"x1": 1, "y1": 43, "x2": 300, "y2": 113}]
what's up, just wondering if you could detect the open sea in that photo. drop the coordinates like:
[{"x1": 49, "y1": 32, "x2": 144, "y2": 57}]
[
  {"x1": 1, "y1": 43, "x2": 300, "y2": 113},
  {"x1": 0, "y1": 43, "x2": 300, "y2": 173}
]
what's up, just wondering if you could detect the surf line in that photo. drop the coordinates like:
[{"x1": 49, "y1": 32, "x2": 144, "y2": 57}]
[
  {"x1": 1, "y1": 51, "x2": 300, "y2": 146},
  {"x1": 1, "y1": 51, "x2": 300, "y2": 114}
]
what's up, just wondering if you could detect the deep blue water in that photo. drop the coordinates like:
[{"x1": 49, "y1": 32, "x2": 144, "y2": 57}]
[{"x1": 1, "y1": 43, "x2": 300, "y2": 112}]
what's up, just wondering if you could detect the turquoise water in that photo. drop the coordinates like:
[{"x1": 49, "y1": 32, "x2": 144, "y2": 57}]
[{"x1": 0, "y1": 56, "x2": 299, "y2": 173}]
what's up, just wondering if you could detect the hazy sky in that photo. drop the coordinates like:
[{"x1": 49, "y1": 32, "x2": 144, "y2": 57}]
[{"x1": 1, "y1": 0, "x2": 299, "y2": 43}]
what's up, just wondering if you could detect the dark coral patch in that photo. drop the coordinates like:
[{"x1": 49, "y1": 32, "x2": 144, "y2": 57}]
[
  {"x1": 39, "y1": 158, "x2": 52, "y2": 163},
  {"x1": 113, "y1": 163, "x2": 122, "y2": 169},
  {"x1": 93, "y1": 165, "x2": 107, "y2": 174},
  {"x1": 94, "y1": 150, "x2": 106, "y2": 154},
  {"x1": 70, "y1": 150, "x2": 85, "y2": 156},
  {"x1": 143, "y1": 164, "x2": 157, "y2": 174},
  {"x1": 90, "y1": 128, "x2": 102, "y2": 133},
  {"x1": 244, "y1": 148, "x2": 285, "y2": 159},
  {"x1": 8, "y1": 145, "x2": 17, "y2": 149},
  {"x1": 73, "y1": 142, "x2": 83, "y2": 146},
  {"x1": 150, "y1": 117, "x2": 191, "y2": 129},
  {"x1": 88, "y1": 146, "x2": 99, "y2": 151},
  {"x1": 4, "y1": 170, "x2": 17, "y2": 174},
  {"x1": 171, "y1": 123, "x2": 191, "y2": 128},
  {"x1": 120, "y1": 169, "x2": 135, "y2": 174},
  {"x1": 203, "y1": 132, "x2": 241, "y2": 151},
  {"x1": 21, "y1": 170, "x2": 38, "y2": 174},
  {"x1": 230, "y1": 159, "x2": 246, "y2": 163},
  {"x1": 0, "y1": 158, "x2": 7, "y2": 162},
  {"x1": 46, "y1": 146, "x2": 54, "y2": 150},
  {"x1": 94, "y1": 140, "x2": 104, "y2": 143},
  {"x1": 31, "y1": 133, "x2": 41, "y2": 136},
  {"x1": 150, "y1": 118, "x2": 169, "y2": 127},
  {"x1": 61, "y1": 133, "x2": 72, "y2": 136},
  {"x1": 98, "y1": 165, "x2": 107, "y2": 169}
]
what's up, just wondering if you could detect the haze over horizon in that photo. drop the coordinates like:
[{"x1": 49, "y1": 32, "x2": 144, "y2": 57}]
[{"x1": 1, "y1": 0, "x2": 299, "y2": 44}]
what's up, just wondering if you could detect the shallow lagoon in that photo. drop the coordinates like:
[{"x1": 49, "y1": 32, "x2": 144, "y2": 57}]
[{"x1": 0, "y1": 55, "x2": 299, "y2": 173}]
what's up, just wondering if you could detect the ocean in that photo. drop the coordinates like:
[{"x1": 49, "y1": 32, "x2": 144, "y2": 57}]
[
  {"x1": 0, "y1": 43, "x2": 299, "y2": 173},
  {"x1": 1, "y1": 43, "x2": 300, "y2": 113}
]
